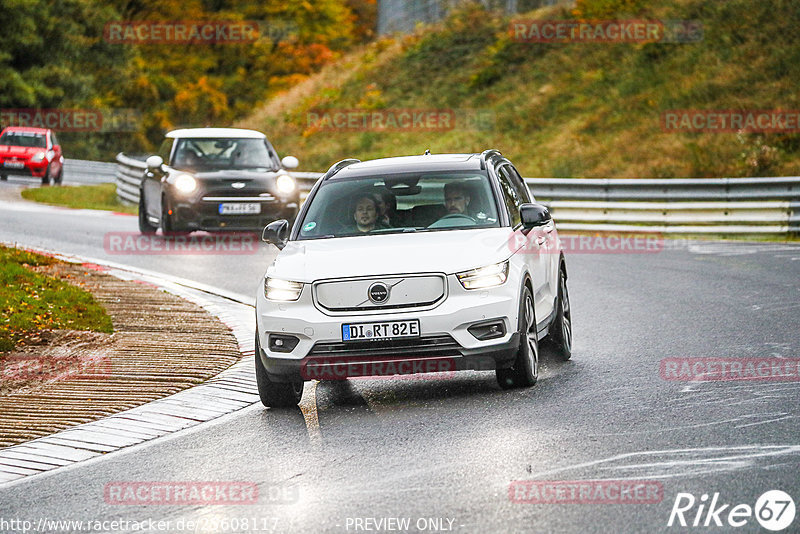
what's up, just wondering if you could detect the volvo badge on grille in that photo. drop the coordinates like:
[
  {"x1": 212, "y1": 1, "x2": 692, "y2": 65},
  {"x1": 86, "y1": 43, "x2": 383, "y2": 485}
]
[{"x1": 368, "y1": 282, "x2": 390, "y2": 304}]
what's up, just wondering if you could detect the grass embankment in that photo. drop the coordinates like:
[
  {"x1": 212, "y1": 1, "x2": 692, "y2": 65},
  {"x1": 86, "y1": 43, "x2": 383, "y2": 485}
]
[
  {"x1": 0, "y1": 246, "x2": 113, "y2": 352},
  {"x1": 21, "y1": 183, "x2": 137, "y2": 215},
  {"x1": 239, "y1": 0, "x2": 800, "y2": 178}
]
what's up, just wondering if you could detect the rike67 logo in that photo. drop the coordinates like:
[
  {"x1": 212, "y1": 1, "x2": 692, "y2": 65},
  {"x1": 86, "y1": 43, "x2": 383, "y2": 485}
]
[{"x1": 668, "y1": 490, "x2": 795, "y2": 531}]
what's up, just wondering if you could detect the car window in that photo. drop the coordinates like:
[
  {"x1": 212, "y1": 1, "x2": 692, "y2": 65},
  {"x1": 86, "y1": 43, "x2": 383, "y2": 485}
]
[
  {"x1": 507, "y1": 165, "x2": 532, "y2": 202},
  {"x1": 171, "y1": 137, "x2": 276, "y2": 171},
  {"x1": 50, "y1": 132, "x2": 59, "y2": 147},
  {"x1": 264, "y1": 140, "x2": 282, "y2": 168},
  {"x1": 496, "y1": 165, "x2": 525, "y2": 227},
  {"x1": 0, "y1": 131, "x2": 47, "y2": 148},
  {"x1": 297, "y1": 171, "x2": 500, "y2": 239}
]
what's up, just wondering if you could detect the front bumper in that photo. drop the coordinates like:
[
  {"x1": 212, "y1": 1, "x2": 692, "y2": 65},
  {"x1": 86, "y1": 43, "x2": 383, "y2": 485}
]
[
  {"x1": 170, "y1": 197, "x2": 298, "y2": 231},
  {"x1": 0, "y1": 160, "x2": 47, "y2": 177},
  {"x1": 255, "y1": 274, "x2": 522, "y2": 382}
]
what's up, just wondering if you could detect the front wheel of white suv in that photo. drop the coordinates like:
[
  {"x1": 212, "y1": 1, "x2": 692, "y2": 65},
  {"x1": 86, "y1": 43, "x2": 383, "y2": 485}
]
[
  {"x1": 496, "y1": 285, "x2": 539, "y2": 389},
  {"x1": 255, "y1": 335, "x2": 304, "y2": 407}
]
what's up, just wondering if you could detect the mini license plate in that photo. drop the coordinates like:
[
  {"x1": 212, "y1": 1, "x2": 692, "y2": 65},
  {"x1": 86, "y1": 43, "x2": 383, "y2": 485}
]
[
  {"x1": 3, "y1": 160, "x2": 24, "y2": 169},
  {"x1": 342, "y1": 320, "x2": 420, "y2": 342},
  {"x1": 218, "y1": 202, "x2": 261, "y2": 215}
]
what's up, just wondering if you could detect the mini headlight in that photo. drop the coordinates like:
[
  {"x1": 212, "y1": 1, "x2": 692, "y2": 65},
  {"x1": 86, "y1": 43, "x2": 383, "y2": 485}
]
[
  {"x1": 31, "y1": 151, "x2": 46, "y2": 162},
  {"x1": 276, "y1": 174, "x2": 296, "y2": 194},
  {"x1": 264, "y1": 277, "x2": 303, "y2": 301},
  {"x1": 456, "y1": 261, "x2": 509, "y2": 290},
  {"x1": 174, "y1": 173, "x2": 197, "y2": 194}
]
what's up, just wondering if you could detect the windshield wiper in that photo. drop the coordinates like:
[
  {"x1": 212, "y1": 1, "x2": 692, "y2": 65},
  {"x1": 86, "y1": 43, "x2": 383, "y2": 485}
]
[{"x1": 370, "y1": 227, "x2": 420, "y2": 234}]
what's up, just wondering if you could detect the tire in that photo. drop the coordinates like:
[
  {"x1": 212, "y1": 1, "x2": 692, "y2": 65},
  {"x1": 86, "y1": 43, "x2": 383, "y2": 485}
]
[
  {"x1": 138, "y1": 191, "x2": 157, "y2": 234},
  {"x1": 548, "y1": 267, "x2": 572, "y2": 361},
  {"x1": 54, "y1": 167, "x2": 63, "y2": 185},
  {"x1": 497, "y1": 284, "x2": 539, "y2": 389},
  {"x1": 41, "y1": 165, "x2": 51, "y2": 186},
  {"x1": 255, "y1": 334, "x2": 303, "y2": 407}
]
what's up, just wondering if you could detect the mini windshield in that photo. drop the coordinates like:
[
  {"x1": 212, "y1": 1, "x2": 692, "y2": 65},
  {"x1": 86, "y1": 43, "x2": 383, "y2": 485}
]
[
  {"x1": 297, "y1": 171, "x2": 501, "y2": 239},
  {"x1": 171, "y1": 137, "x2": 276, "y2": 171},
  {"x1": 0, "y1": 132, "x2": 46, "y2": 148}
]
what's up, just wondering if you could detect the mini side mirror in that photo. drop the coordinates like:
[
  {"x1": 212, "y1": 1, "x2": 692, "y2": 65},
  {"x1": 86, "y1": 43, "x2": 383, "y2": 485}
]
[
  {"x1": 262, "y1": 219, "x2": 290, "y2": 249},
  {"x1": 281, "y1": 155, "x2": 299, "y2": 169},
  {"x1": 145, "y1": 155, "x2": 164, "y2": 171},
  {"x1": 520, "y1": 203, "x2": 552, "y2": 229}
]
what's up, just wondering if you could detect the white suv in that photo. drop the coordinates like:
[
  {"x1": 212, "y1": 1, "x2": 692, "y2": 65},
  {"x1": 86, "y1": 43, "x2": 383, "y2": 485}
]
[{"x1": 255, "y1": 150, "x2": 572, "y2": 407}]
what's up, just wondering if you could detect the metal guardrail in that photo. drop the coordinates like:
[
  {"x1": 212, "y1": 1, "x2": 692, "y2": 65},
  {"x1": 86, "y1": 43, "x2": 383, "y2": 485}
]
[
  {"x1": 529, "y1": 176, "x2": 800, "y2": 202},
  {"x1": 115, "y1": 153, "x2": 147, "y2": 205},
  {"x1": 530, "y1": 177, "x2": 800, "y2": 234},
  {"x1": 63, "y1": 159, "x2": 117, "y2": 184},
  {"x1": 115, "y1": 153, "x2": 800, "y2": 234}
]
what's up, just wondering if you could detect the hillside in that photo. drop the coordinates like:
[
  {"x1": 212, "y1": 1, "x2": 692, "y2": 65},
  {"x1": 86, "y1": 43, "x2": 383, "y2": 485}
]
[{"x1": 238, "y1": 0, "x2": 800, "y2": 178}]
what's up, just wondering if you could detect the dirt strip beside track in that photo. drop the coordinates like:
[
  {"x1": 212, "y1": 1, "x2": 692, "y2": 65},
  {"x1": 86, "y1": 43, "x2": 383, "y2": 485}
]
[{"x1": 0, "y1": 261, "x2": 243, "y2": 447}]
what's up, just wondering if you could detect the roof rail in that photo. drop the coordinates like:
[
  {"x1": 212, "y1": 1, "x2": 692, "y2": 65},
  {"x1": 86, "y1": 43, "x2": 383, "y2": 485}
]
[
  {"x1": 323, "y1": 158, "x2": 360, "y2": 179},
  {"x1": 479, "y1": 149, "x2": 502, "y2": 170}
]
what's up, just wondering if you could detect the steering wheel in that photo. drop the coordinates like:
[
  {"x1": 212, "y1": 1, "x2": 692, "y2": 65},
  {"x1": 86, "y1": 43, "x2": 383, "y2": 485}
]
[
  {"x1": 427, "y1": 213, "x2": 476, "y2": 229},
  {"x1": 188, "y1": 141, "x2": 207, "y2": 157},
  {"x1": 436, "y1": 213, "x2": 476, "y2": 223}
]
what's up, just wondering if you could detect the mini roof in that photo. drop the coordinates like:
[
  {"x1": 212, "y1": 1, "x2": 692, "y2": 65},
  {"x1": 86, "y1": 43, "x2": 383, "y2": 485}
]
[{"x1": 165, "y1": 128, "x2": 266, "y2": 139}]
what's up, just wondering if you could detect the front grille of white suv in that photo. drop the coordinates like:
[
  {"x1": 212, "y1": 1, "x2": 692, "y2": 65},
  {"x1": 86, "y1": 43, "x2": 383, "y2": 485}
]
[{"x1": 313, "y1": 274, "x2": 446, "y2": 313}]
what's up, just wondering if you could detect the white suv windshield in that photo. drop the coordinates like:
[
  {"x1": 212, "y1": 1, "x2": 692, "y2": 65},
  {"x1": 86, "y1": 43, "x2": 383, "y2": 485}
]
[{"x1": 297, "y1": 171, "x2": 500, "y2": 239}]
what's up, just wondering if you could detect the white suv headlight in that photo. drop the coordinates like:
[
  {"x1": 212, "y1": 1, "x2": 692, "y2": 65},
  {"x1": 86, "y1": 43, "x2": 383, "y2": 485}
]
[
  {"x1": 264, "y1": 277, "x2": 303, "y2": 301},
  {"x1": 457, "y1": 261, "x2": 509, "y2": 290}
]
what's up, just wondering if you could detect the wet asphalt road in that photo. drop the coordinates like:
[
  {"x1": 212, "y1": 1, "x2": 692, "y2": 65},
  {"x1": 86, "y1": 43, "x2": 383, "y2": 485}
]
[{"x1": 1, "y1": 181, "x2": 800, "y2": 533}]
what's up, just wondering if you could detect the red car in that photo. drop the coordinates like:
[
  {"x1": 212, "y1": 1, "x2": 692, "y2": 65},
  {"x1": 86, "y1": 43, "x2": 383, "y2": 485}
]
[{"x1": 0, "y1": 126, "x2": 64, "y2": 185}]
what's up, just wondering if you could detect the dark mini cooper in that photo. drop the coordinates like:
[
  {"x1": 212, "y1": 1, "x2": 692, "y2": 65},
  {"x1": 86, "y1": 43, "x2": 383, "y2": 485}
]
[{"x1": 138, "y1": 128, "x2": 300, "y2": 234}]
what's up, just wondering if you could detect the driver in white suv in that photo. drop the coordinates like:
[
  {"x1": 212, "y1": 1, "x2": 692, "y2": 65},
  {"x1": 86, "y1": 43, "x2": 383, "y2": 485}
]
[{"x1": 443, "y1": 181, "x2": 471, "y2": 215}]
